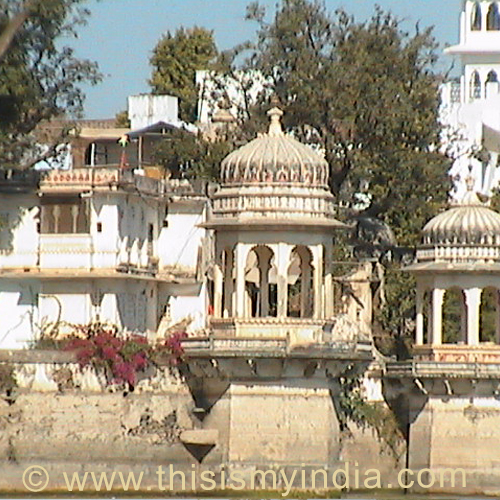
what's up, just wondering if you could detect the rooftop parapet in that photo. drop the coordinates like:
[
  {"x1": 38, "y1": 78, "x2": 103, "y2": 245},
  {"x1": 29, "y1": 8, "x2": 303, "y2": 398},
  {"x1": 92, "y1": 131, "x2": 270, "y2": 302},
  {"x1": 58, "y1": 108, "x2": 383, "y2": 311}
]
[{"x1": 39, "y1": 166, "x2": 166, "y2": 197}]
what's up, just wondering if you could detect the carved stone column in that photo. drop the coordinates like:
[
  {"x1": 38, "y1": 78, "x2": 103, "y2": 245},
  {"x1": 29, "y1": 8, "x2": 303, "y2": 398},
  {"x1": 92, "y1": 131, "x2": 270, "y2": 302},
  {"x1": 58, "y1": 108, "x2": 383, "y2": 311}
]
[
  {"x1": 223, "y1": 248, "x2": 234, "y2": 318},
  {"x1": 234, "y1": 244, "x2": 248, "y2": 318},
  {"x1": 465, "y1": 287, "x2": 482, "y2": 346},
  {"x1": 313, "y1": 245, "x2": 323, "y2": 319},
  {"x1": 415, "y1": 288, "x2": 424, "y2": 345},
  {"x1": 213, "y1": 262, "x2": 223, "y2": 318},
  {"x1": 431, "y1": 288, "x2": 445, "y2": 345},
  {"x1": 277, "y1": 244, "x2": 290, "y2": 318}
]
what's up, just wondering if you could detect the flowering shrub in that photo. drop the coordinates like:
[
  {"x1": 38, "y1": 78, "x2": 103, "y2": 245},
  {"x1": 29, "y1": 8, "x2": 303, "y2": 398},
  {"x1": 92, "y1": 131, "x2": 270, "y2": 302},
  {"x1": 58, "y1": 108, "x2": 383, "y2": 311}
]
[
  {"x1": 64, "y1": 322, "x2": 187, "y2": 389},
  {"x1": 163, "y1": 329, "x2": 188, "y2": 365}
]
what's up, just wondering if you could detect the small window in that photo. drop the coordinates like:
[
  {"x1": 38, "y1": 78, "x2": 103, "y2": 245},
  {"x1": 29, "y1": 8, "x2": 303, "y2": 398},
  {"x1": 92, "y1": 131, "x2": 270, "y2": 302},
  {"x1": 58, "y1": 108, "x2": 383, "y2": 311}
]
[
  {"x1": 472, "y1": 2, "x2": 482, "y2": 30},
  {"x1": 487, "y1": 70, "x2": 499, "y2": 83},
  {"x1": 470, "y1": 71, "x2": 482, "y2": 100},
  {"x1": 97, "y1": 222, "x2": 103, "y2": 233},
  {"x1": 487, "y1": 3, "x2": 500, "y2": 30}
]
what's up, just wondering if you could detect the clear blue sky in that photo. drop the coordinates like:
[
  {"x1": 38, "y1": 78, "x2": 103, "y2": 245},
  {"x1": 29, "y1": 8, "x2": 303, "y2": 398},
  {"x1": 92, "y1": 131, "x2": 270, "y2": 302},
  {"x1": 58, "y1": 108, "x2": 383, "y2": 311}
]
[{"x1": 71, "y1": 0, "x2": 463, "y2": 119}]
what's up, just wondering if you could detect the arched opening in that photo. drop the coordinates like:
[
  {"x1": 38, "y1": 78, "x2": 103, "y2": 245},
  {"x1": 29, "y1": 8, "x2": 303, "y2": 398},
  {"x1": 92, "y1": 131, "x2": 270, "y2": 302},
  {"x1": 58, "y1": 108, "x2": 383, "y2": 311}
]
[
  {"x1": 287, "y1": 246, "x2": 314, "y2": 318},
  {"x1": 487, "y1": 3, "x2": 500, "y2": 30},
  {"x1": 422, "y1": 290, "x2": 432, "y2": 344},
  {"x1": 471, "y1": 2, "x2": 482, "y2": 30},
  {"x1": 84, "y1": 143, "x2": 94, "y2": 166},
  {"x1": 486, "y1": 70, "x2": 499, "y2": 97},
  {"x1": 470, "y1": 71, "x2": 482, "y2": 100},
  {"x1": 486, "y1": 70, "x2": 498, "y2": 83},
  {"x1": 442, "y1": 288, "x2": 464, "y2": 344},
  {"x1": 244, "y1": 245, "x2": 276, "y2": 318},
  {"x1": 480, "y1": 287, "x2": 498, "y2": 342}
]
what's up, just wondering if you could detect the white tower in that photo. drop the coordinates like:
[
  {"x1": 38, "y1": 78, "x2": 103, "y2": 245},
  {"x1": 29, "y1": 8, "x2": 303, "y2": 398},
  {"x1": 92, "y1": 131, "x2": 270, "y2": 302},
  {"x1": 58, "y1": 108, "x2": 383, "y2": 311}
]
[{"x1": 442, "y1": 1, "x2": 500, "y2": 197}]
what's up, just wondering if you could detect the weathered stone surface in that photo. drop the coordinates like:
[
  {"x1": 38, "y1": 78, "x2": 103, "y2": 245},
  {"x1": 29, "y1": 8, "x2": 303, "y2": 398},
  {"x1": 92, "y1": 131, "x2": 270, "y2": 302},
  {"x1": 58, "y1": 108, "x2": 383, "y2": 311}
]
[{"x1": 180, "y1": 429, "x2": 218, "y2": 445}]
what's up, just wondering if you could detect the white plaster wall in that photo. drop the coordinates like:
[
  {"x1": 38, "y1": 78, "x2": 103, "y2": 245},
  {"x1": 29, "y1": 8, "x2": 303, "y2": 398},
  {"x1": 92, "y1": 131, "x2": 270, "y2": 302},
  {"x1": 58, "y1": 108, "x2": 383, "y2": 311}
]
[
  {"x1": 39, "y1": 283, "x2": 92, "y2": 327},
  {"x1": 168, "y1": 290, "x2": 206, "y2": 332},
  {"x1": 0, "y1": 194, "x2": 39, "y2": 269},
  {"x1": 158, "y1": 202, "x2": 205, "y2": 271},
  {"x1": 128, "y1": 94, "x2": 179, "y2": 130},
  {"x1": 0, "y1": 281, "x2": 39, "y2": 348},
  {"x1": 91, "y1": 196, "x2": 120, "y2": 268}
]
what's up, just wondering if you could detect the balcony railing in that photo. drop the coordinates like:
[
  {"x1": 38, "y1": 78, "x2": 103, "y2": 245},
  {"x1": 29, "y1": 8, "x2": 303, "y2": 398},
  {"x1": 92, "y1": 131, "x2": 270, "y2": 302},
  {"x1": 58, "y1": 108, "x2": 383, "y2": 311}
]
[
  {"x1": 417, "y1": 244, "x2": 500, "y2": 264},
  {"x1": 40, "y1": 167, "x2": 165, "y2": 197}
]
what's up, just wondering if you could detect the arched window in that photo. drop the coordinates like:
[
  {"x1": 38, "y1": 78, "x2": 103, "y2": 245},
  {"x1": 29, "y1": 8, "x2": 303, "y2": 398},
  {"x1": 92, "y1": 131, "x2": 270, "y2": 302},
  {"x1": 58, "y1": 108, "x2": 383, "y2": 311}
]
[
  {"x1": 487, "y1": 3, "x2": 500, "y2": 30},
  {"x1": 287, "y1": 246, "x2": 313, "y2": 318},
  {"x1": 480, "y1": 287, "x2": 499, "y2": 343},
  {"x1": 470, "y1": 71, "x2": 482, "y2": 100},
  {"x1": 442, "y1": 288, "x2": 465, "y2": 344},
  {"x1": 244, "y1": 245, "x2": 276, "y2": 318},
  {"x1": 487, "y1": 70, "x2": 499, "y2": 83},
  {"x1": 471, "y1": 2, "x2": 482, "y2": 30},
  {"x1": 486, "y1": 70, "x2": 499, "y2": 97}
]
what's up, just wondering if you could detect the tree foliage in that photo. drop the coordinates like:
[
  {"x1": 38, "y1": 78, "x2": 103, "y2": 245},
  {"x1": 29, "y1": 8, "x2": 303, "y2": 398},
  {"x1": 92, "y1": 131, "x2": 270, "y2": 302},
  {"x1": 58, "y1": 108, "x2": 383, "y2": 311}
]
[
  {"x1": 0, "y1": 0, "x2": 101, "y2": 170},
  {"x1": 149, "y1": 26, "x2": 218, "y2": 123},
  {"x1": 152, "y1": 128, "x2": 232, "y2": 181},
  {"x1": 242, "y1": 0, "x2": 452, "y2": 246}
]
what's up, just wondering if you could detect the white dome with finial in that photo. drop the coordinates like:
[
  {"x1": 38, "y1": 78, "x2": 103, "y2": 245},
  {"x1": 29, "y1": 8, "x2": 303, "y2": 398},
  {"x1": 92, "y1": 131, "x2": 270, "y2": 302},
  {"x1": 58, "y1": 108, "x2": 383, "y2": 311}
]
[
  {"x1": 208, "y1": 107, "x2": 344, "y2": 227},
  {"x1": 422, "y1": 175, "x2": 500, "y2": 245},
  {"x1": 220, "y1": 107, "x2": 329, "y2": 188}
]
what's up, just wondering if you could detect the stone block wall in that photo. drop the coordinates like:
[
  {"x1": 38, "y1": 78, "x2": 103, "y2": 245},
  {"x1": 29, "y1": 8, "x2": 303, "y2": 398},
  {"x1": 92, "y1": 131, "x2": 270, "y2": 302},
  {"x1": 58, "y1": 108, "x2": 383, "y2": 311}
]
[{"x1": 0, "y1": 354, "x2": 405, "y2": 493}]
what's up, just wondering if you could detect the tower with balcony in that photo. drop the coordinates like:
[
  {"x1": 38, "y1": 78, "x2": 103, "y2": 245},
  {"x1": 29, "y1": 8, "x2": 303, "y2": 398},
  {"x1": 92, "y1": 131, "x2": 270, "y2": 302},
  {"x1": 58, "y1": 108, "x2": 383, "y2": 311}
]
[{"x1": 442, "y1": 1, "x2": 500, "y2": 197}]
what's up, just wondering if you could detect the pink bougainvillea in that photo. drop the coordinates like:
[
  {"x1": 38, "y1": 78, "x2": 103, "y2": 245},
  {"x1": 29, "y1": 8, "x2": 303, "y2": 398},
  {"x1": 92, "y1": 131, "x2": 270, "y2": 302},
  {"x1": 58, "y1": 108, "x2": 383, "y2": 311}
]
[{"x1": 65, "y1": 323, "x2": 187, "y2": 389}]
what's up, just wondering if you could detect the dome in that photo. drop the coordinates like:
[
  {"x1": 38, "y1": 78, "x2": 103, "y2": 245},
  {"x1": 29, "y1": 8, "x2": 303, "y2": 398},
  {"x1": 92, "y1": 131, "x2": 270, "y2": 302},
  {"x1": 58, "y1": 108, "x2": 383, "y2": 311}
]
[
  {"x1": 220, "y1": 107, "x2": 329, "y2": 188},
  {"x1": 422, "y1": 181, "x2": 500, "y2": 245}
]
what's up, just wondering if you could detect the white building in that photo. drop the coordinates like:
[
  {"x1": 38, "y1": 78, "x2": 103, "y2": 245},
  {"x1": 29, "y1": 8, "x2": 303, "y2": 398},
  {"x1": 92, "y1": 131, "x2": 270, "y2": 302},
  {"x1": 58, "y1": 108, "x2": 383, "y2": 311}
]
[
  {"x1": 441, "y1": 0, "x2": 500, "y2": 198},
  {"x1": 0, "y1": 96, "x2": 209, "y2": 349}
]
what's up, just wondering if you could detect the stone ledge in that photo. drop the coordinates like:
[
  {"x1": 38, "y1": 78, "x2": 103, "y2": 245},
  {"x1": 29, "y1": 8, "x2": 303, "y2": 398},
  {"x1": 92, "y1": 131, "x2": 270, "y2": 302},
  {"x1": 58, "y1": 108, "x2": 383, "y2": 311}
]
[{"x1": 0, "y1": 349, "x2": 76, "y2": 364}]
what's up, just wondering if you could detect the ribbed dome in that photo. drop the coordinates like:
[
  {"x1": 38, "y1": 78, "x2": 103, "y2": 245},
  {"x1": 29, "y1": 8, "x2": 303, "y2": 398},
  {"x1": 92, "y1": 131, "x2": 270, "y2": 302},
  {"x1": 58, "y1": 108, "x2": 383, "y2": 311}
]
[
  {"x1": 423, "y1": 187, "x2": 500, "y2": 245},
  {"x1": 220, "y1": 107, "x2": 329, "y2": 187}
]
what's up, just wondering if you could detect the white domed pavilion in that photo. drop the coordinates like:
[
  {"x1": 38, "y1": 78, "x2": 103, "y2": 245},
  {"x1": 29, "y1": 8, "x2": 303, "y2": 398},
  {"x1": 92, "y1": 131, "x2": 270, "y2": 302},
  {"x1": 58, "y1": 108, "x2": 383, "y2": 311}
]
[
  {"x1": 408, "y1": 175, "x2": 500, "y2": 361},
  {"x1": 205, "y1": 107, "x2": 348, "y2": 343}
]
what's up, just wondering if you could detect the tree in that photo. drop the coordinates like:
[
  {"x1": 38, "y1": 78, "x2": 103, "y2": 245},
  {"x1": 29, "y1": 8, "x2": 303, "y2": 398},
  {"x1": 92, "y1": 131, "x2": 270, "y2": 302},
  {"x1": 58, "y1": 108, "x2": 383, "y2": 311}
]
[
  {"x1": 0, "y1": 0, "x2": 101, "y2": 170},
  {"x1": 149, "y1": 26, "x2": 218, "y2": 123}
]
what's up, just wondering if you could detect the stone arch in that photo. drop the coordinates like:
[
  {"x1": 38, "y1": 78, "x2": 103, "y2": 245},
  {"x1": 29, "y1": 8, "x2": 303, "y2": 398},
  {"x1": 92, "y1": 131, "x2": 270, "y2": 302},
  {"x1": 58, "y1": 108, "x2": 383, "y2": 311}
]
[
  {"x1": 480, "y1": 286, "x2": 499, "y2": 342},
  {"x1": 442, "y1": 288, "x2": 465, "y2": 344},
  {"x1": 470, "y1": 71, "x2": 481, "y2": 100},
  {"x1": 244, "y1": 245, "x2": 276, "y2": 318},
  {"x1": 287, "y1": 245, "x2": 314, "y2": 318},
  {"x1": 471, "y1": 2, "x2": 482, "y2": 30},
  {"x1": 487, "y1": 2, "x2": 500, "y2": 30}
]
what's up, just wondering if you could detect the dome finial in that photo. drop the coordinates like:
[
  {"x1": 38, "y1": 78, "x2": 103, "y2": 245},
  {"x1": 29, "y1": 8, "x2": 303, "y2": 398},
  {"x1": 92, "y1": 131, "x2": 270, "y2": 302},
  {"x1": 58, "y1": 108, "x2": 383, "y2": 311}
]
[
  {"x1": 461, "y1": 167, "x2": 483, "y2": 206},
  {"x1": 465, "y1": 165, "x2": 475, "y2": 192},
  {"x1": 267, "y1": 106, "x2": 284, "y2": 136}
]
